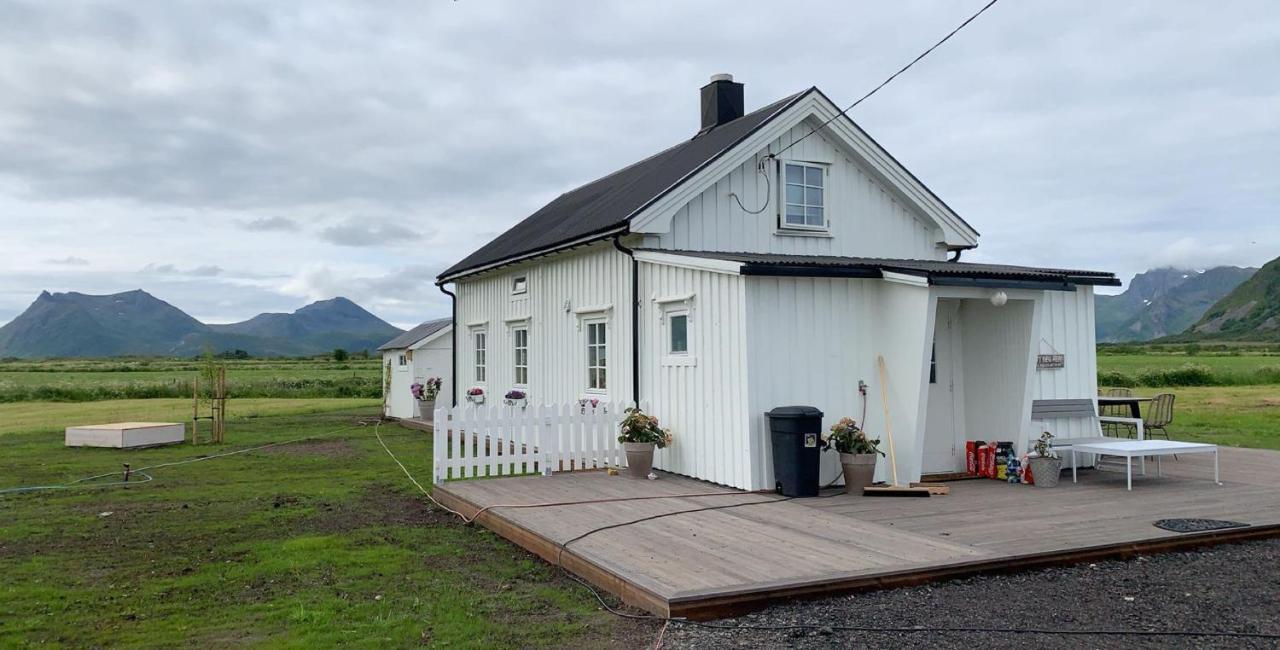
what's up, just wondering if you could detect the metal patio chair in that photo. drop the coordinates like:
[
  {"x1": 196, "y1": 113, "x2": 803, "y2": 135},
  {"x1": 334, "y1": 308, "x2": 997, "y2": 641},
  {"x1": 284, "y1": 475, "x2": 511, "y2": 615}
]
[
  {"x1": 1144, "y1": 393, "x2": 1176, "y2": 441},
  {"x1": 1100, "y1": 387, "x2": 1138, "y2": 438}
]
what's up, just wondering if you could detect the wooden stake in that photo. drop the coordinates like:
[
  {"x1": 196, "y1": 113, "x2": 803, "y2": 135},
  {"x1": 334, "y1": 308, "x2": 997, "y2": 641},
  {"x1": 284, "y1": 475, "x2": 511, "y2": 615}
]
[{"x1": 864, "y1": 355, "x2": 932, "y2": 497}]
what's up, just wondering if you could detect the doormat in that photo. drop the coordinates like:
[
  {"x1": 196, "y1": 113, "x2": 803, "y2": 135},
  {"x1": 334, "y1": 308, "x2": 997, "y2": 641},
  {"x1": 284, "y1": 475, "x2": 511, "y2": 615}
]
[{"x1": 1154, "y1": 518, "x2": 1249, "y2": 534}]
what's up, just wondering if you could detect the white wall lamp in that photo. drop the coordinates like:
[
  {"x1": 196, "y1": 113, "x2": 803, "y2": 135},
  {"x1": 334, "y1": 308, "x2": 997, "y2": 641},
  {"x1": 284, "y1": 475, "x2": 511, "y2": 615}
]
[{"x1": 990, "y1": 290, "x2": 1008, "y2": 307}]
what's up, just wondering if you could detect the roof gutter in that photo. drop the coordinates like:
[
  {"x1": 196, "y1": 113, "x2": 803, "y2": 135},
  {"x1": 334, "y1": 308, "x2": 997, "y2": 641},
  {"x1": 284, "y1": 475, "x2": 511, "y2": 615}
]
[{"x1": 437, "y1": 224, "x2": 629, "y2": 284}]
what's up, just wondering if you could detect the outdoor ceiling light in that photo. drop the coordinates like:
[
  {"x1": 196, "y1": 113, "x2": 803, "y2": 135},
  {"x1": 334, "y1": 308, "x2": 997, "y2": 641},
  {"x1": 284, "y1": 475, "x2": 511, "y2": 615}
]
[{"x1": 990, "y1": 290, "x2": 1008, "y2": 307}]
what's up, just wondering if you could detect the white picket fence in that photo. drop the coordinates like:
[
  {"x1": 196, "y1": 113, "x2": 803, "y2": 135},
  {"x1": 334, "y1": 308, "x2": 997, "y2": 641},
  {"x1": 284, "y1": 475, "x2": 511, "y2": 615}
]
[{"x1": 432, "y1": 401, "x2": 642, "y2": 483}]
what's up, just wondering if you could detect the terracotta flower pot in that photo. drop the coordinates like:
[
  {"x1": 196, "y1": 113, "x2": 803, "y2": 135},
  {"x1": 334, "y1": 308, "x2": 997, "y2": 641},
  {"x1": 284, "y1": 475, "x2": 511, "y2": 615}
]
[
  {"x1": 623, "y1": 442, "x2": 655, "y2": 479},
  {"x1": 1028, "y1": 456, "x2": 1063, "y2": 488},
  {"x1": 840, "y1": 452, "x2": 878, "y2": 494}
]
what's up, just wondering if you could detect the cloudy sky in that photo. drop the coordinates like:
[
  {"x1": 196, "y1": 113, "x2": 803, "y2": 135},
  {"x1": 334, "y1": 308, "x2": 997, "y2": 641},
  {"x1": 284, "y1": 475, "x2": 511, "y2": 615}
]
[{"x1": 1, "y1": 1, "x2": 1277, "y2": 328}]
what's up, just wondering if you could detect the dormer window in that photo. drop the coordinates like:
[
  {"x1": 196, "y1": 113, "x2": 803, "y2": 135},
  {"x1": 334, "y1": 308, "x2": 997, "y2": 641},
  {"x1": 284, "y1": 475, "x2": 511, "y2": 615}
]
[{"x1": 781, "y1": 162, "x2": 826, "y2": 230}]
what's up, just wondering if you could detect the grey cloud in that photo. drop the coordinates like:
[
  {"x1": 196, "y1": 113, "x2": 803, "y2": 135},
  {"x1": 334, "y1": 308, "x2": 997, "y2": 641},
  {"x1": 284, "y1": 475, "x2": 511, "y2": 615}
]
[
  {"x1": 140, "y1": 263, "x2": 223, "y2": 277},
  {"x1": 45, "y1": 256, "x2": 90, "y2": 266},
  {"x1": 238, "y1": 216, "x2": 300, "y2": 232},
  {"x1": 318, "y1": 219, "x2": 425, "y2": 247}
]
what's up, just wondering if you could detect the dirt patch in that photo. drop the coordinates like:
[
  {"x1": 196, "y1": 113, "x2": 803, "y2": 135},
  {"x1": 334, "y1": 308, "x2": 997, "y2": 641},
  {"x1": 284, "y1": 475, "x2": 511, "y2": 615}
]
[
  {"x1": 258, "y1": 438, "x2": 357, "y2": 459},
  {"x1": 300, "y1": 485, "x2": 456, "y2": 534}
]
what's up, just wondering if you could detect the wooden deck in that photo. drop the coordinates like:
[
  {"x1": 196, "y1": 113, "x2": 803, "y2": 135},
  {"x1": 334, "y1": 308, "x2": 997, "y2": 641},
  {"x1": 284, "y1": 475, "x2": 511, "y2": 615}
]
[{"x1": 433, "y1": 447, "x2": 1280, "y2": 619}]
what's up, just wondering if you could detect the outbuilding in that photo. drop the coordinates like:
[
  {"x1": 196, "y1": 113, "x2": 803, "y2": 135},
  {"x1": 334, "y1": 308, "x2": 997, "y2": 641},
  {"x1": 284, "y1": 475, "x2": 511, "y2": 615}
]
[
  {"x1": 435, "y1": 75, "x2": 1118, "y2": 490},
  {"x1": 378, "y1": 318, "x2": 452, "y2": 420}
]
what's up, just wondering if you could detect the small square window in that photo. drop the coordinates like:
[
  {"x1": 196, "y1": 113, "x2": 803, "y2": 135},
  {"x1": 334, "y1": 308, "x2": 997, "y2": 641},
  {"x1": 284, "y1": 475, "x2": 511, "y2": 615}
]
[
  {"x1": 511, "y1": 276, "x2": 528, "y2": 295},
  {"x1": 781, "y1": 162, "x2": 826, "y2": 230}
]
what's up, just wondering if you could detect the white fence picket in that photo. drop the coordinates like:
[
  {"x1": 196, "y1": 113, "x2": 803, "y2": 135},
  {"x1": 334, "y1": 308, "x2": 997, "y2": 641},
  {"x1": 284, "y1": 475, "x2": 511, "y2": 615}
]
[{"x1": 431, "y1": 400, "x2": 632, "y2": 483}]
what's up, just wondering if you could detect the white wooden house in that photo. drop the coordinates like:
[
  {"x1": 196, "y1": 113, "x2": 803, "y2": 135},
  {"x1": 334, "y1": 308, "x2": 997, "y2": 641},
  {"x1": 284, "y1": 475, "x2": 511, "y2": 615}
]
[
  {"x1": 436, "y1": 75, "x2": 1118, "y2": 490},
  {"x1": 379, "y1": 318, "x2": 452, "y2": 420}
]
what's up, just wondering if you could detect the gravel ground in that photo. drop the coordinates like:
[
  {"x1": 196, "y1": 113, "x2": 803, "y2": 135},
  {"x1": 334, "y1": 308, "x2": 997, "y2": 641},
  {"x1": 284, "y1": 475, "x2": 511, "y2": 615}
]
[{"x1": 654, "y1": 538, "x2": 1280, "y2": 649}]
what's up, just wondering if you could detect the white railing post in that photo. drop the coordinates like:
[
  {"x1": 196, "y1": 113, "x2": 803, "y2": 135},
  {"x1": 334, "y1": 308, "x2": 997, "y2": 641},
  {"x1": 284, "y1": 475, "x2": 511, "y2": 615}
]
[{"x1": 432, "y1": 406, "x2": 445, "y2": 484}]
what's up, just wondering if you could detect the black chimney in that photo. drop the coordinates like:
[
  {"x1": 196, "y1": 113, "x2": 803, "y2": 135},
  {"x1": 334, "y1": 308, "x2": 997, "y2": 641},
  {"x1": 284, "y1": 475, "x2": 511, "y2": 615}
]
[{"x1": 700, "y1": 73, "x2": 744, "y2": 132}]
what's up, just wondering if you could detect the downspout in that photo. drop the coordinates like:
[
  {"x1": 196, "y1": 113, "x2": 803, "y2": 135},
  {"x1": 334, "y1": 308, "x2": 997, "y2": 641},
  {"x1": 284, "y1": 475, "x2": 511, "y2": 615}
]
[
  {"x1": 437, "y1": 282, "x2": 458, "y2": 408},
  {"x1": 611, "y1": 235, "x2": 640, "y2": 405}
]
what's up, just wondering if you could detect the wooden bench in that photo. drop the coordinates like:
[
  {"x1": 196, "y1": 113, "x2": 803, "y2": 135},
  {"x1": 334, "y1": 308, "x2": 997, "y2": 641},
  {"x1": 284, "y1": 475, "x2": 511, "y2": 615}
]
[{"x1": 1031, "y1": 399, "x2": 1144, "y2": 470}]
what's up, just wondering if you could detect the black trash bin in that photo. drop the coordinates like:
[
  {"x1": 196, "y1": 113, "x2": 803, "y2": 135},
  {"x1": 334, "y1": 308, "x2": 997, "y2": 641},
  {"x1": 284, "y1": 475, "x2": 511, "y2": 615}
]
[{"x1": 767, "y1": 406, "x2": 825, "y2": 497}]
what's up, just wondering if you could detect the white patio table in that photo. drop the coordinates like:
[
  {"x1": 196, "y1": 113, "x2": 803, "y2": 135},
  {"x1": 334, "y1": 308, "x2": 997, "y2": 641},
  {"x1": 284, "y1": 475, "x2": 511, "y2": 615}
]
[{"x1": 1070, "y1": 440, "x2": 1221, "y2": 491}]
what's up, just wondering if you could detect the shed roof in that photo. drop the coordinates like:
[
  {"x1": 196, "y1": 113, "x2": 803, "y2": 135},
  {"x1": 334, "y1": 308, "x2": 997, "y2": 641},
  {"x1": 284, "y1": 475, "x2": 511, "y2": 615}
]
[
  {"x1": 644, "y1": 250, "x2": 1121, "y2": 288},
  {"x1": 438, "y1": 91, "x2": 810, "y2": 281},
  {"x1": 377, "y1": 318, "x2": 451, "y2": 351}
]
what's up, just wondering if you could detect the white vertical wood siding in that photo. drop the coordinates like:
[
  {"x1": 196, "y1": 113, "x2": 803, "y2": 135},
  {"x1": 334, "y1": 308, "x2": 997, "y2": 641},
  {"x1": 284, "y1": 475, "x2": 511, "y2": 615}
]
[
  {"x1": 643, "y1": 123, "x2": 944, "y2": 260},
  {"x1": 956, "y1": 300, "x2": 1037, "y2": 450},
  {"x1": 383, "y1": 351, "x2": 413, "y2": 418},
  {"x1": 743, "y1": 277, "x2": 934, "y2": 490},
  {"x1": 453, "y1": 243, "x2": 633, "y2": 407},
  {"x1": 1032, "y1": 286, "x2": 1100, "y2": 439},
  {"x1": 412, "y1": 333, "x2": 453, "y2": 414},
  {"x1": 638, "y1": 260, "x2": 751, "y2": 489}
]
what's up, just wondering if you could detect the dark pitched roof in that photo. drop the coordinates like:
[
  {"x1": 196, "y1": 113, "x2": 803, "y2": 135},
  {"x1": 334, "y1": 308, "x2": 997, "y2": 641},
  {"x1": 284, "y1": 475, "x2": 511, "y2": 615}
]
[
  {"x1": 377, "y1": 318, "x2": 451, "y2": 351},
  {"x1": 644, "y1": 250, "x2": 1120, "y2": 287},
  {"x1": 438, "y1": 90, "x2": 811, "y2": 281}
]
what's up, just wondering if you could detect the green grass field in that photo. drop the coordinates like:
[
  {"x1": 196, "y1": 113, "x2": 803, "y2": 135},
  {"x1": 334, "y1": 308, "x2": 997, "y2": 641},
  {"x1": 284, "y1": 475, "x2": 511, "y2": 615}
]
[
  {"x1": 0, "y1": 358, "x2": 383, "y2": 402},
  {"x1": 0, "y1": 406, "x2": 632, "y2": 647},
  {"x1": 1134, "y1": 385, "x2": 1280, "y2": 449}
]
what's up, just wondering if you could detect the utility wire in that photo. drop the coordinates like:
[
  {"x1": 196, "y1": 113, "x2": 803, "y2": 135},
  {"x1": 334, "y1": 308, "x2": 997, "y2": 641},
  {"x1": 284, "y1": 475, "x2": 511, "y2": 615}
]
[{"x1": 772, "y1": 0, "x2": 1001, "y2": 160}]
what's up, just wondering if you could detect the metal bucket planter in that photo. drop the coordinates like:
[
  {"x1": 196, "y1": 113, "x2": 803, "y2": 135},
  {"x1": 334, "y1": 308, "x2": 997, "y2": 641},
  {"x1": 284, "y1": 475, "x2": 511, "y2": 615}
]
[
  {"x1": 414, "y1": 398, "x2": 435, "y2": 419},
  {"x1": 623, "y1": 442, "x2": 655, "y2": 479},
  {"x1": 839, "y1": 452, "x2": 877, "y2": 494},
  {"x1": 1028, "y1": 457, "x2": 1063, "y2": 488}
]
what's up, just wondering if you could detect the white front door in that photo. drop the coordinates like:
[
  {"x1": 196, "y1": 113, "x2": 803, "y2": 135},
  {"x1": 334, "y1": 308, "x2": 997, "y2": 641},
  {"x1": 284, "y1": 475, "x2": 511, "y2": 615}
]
[{"x1": 923, "y1": 301, "x2": 962, "y2": 473}]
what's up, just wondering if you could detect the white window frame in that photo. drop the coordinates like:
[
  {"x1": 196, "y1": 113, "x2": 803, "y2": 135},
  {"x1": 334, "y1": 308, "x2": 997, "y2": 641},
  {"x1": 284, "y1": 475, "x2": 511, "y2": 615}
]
[
  {"x1": 778, "y1": 160, "x2": 828, "y2": 232},
  {"x1": 658, "y1": 298, "x2": 696, "y2": 367},
  {"x1": 511, "y1": 323, "x2": 529, "y2": 388},
  {"x1": 397, "y1": 353, "x2": 408, "y2": 370},
  {"x1": 584, "y1": 317, "x2": 608, "y2": 394},
  {"x1": 511, "y1": 275, "x2": 528, "y2": 296},
  {"x1": 472, "y1": 327, "x2": 487, "y2": 385}
]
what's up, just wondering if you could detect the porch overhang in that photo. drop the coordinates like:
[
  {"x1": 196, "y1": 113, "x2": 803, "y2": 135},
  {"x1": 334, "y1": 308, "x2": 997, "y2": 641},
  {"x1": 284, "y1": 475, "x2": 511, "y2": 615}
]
[{"x1": 638, "y1": 250, "x2": 1121, "y2": 289}]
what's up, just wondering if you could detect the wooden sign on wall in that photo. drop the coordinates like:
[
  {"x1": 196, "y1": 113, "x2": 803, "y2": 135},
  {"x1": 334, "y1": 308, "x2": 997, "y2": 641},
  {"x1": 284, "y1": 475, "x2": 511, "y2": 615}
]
[{"x1": 1037, "y1": 354, "x2": 1065, "y2": 370}]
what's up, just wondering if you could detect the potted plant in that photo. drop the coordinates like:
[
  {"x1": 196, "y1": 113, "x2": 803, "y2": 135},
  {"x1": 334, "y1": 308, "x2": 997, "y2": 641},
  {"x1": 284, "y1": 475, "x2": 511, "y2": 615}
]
[
  {"x1": 1027, "y1": 431, "x2": 1062, "y2": 488},
  {"x1": 616, "y1": 407, "x2": 672, "y2": 479},
  {"x1": 504, "y1": 389, "x2": 528, "y2": 408},
  {"x1": 825, "y1": 418, "x2": 883, "y2": 494},
  {"x1": 465, "y1": 386, "x2": 485, "y2": 405}
]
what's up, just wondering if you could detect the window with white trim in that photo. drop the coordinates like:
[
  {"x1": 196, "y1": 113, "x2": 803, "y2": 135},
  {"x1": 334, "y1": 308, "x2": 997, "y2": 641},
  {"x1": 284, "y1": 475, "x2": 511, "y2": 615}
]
[
  {"x1": 585, "y1": 319, "x2": 607, "y2": 392},
  {"x1": 511, "y1": 276, "x2": 528, "y2": 295},
  {"x1": 781, "y1": 162, "x2": 826, "y2": 230},
  {"x1": 397, "y1": 353, "x2": 408, "y2": 369},
  {"x1": 668, "y1": 311, "x2": 689, "y2": 355},
  {"x1": 513, "y1": 326, "x2": 529, "y2": 386},
  {"x1": 473, "y1": 329, "x2": 487, "y2": 383}
]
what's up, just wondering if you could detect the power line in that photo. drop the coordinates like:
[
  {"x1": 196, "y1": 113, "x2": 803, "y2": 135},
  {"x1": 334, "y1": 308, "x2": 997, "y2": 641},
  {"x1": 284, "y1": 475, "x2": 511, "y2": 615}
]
[{"x1": 773, "y1": 0, "x2": 1001, "y2": 159}]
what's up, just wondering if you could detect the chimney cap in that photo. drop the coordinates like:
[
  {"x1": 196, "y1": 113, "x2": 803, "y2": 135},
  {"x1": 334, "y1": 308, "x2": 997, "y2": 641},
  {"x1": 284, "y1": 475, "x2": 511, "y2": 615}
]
[{"x1": 709, "y1": 73, "x2": 734, "y2": 83}]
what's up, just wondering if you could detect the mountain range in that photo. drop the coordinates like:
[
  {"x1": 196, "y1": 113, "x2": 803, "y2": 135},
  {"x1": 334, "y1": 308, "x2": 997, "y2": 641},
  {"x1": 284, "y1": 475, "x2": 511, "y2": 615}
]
[
  {"x1": 1095, "y1": 266, "x2": 1258, "y2": 343},
  {"x1": 1172, "y1": 256, "x2": 1280, "y2": 342},
  {"x1": 0, "y1": 290, "x2": 403, "y2": 358}
]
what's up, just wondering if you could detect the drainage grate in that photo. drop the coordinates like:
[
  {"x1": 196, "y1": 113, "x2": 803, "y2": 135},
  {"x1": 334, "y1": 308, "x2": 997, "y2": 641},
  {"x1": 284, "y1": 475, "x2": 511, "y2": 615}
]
[{"x1": 1154, "y1": 518, "x2": 1250, "y2": 534}]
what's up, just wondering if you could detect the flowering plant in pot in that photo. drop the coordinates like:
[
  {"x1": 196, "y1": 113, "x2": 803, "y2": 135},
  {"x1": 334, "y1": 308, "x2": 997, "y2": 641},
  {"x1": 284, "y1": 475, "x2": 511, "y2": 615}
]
[
  {"x1": 503, "y1": 389, "x2": 527, "y2": 408},
  {"x1": 616, "y1": 407, "x2": 672, "y2": 479},
  {"x1": 423, "y1": 377, "x2": 442, "y2": 400},
  {"x1": 465, "y1": 386, "x2": 485, "y2": 405},
  {"x1": 825, "y1": 418, "x2": 882, "y2": 494},
  {"x1": 1027, "y1": 431, "x2": 1062, "y2": 488}
]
